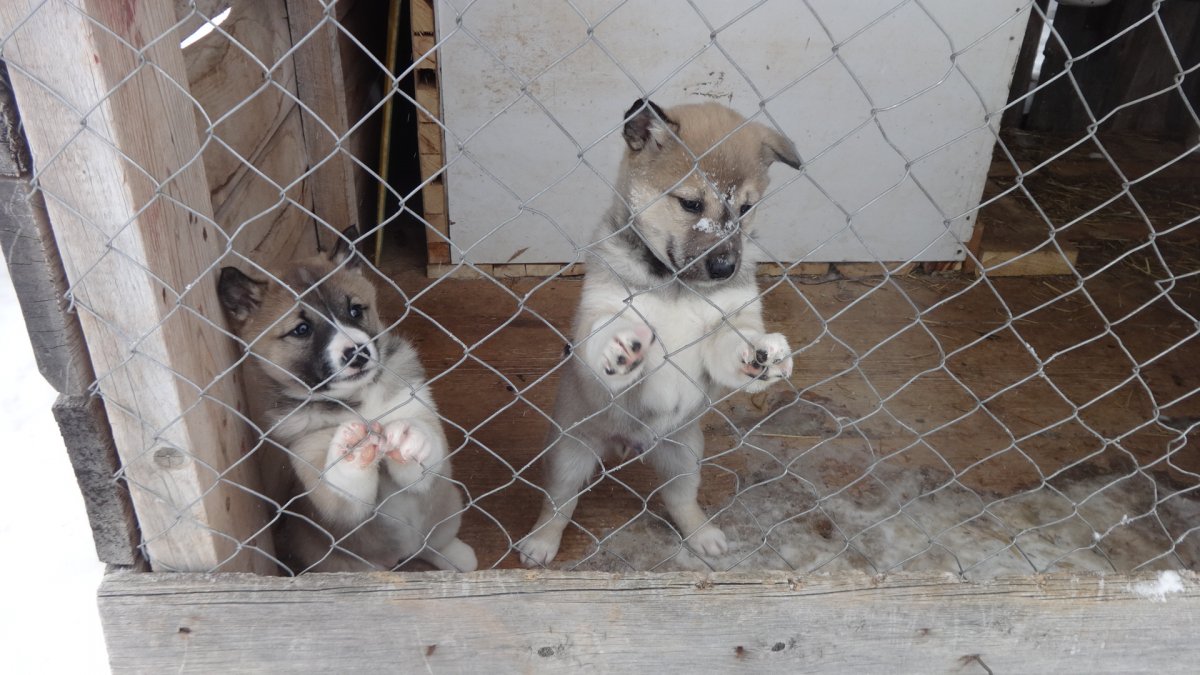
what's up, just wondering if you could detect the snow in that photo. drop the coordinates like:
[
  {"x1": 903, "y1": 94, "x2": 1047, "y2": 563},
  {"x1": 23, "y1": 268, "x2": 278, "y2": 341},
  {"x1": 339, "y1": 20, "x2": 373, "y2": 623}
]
[
  {"x1": 1130, "y1": 571, "x2": 1186, "y2": 602},
  {"x1": 0, "y1": 263, "x2": 109, "y2": 671},
  {"x1": 692, "y1": 217, "x2": 734, "y2": 235}
]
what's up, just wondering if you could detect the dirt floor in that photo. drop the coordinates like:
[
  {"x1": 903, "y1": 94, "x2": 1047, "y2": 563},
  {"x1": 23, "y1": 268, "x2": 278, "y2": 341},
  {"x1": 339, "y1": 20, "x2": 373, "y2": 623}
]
[{"x1": 367, "y1": 131, "x2": 1200, "y2": 577}]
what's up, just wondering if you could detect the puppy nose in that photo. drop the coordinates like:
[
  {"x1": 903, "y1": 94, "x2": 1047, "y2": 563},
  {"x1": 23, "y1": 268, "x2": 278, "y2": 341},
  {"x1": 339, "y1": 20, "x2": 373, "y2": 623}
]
[
  {"x1": 705, "y1": 254, "x2": 737, "y2": 280},
  {"x1": 342, "y1": 345, "x2": 369, "y2": 368}
]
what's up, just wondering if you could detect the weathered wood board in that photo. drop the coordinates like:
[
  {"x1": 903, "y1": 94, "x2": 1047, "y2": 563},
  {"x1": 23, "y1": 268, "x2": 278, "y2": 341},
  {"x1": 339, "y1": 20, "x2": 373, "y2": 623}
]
[
  {"x1": 180, "y1": 0, "x2": 321, "y2": 269},
  {"x1": 99, "y1": 569, "x2": 1200, "y2": 672},
  {"x1": 285, "y1": 0, "x2": 360, "y2": 247}
]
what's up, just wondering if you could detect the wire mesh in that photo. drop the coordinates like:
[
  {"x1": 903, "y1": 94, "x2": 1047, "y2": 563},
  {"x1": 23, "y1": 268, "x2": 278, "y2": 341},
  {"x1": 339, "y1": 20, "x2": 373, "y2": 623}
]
[{"x1": 1, "y1": 0, "x2": 1198, "y2": 578}]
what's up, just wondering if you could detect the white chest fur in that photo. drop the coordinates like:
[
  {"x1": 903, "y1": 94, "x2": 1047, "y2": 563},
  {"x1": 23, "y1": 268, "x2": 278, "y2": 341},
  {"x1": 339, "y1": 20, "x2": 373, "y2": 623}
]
[{"x1": 582, "y1": 282, "x2": 761, "y2": 424}]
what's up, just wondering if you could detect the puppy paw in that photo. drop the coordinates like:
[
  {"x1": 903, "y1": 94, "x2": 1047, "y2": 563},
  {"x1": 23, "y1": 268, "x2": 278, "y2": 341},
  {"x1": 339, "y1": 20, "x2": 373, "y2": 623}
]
[
  {"x1": 599, "y1": 323, "x2": 654, "y2": 378},
  {"x1": 424, "y1": 538, "x2": 477, "y2": 572},
  {"x1": 516, "y1": 530, "x2": 562, "y2": 567},
  {"x1": 329, "y1": 421, "x2": 383, "y2": 469},
  {"x1": 739, "y1": 332, "x2": 793, "y2": 390},
  {"x1": 380, "y1": 421, "x2": 433, "y2": 466},
  {"x1": 686, "y1": 524, "x2": 729, "y2": 557}
]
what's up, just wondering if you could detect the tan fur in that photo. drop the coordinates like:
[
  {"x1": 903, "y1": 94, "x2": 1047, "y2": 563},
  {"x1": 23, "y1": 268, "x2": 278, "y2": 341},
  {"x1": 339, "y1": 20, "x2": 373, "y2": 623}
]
[
  {"x1": 233, "y1": 258, "x2": 379, "y2": 397},
  {"x1": 218, "y1": 235, "x2": 476, "y2": 573},
  {"x1": 625, "y1": 102, "x2": 778, "y2": 197},
  {"x1": 516, "y1": 100, "x2": 799, "y2": 567}
]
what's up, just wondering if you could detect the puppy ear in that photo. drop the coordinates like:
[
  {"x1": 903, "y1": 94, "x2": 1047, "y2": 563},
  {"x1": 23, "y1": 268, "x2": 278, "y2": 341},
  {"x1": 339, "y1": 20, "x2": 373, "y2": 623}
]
[
  {"x1": 760, "y1": 126, "x2": 801, "y2": 170},
  {"x1": 622, "y1": 98, "x2": 679, "y2": 151},
  {"x1": 330, "y1": 224, "x2": 363, "y2": 270},
  {"x1": 218, "y1": 266, "x2": 266, "y2": 326}
]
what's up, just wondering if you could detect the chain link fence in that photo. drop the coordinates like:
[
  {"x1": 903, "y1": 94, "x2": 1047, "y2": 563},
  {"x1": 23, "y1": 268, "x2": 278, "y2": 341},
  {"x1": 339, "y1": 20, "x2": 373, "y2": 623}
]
[{"x1": 1, "y1": 0, "x2": 1197, "y2": 579}]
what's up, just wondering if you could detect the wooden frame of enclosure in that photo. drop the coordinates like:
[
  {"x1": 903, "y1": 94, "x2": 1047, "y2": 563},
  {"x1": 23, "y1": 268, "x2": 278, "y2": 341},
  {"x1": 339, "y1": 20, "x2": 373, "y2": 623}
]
[{"x1": 1, "y1": 0, "x2": 1197, "y2": 671}]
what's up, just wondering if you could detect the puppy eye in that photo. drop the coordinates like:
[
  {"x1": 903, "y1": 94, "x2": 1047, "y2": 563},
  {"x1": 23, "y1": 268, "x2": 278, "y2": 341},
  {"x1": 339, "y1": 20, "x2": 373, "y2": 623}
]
[
  {"x1": 290, "y1": 321, "x2": 311, "y2": 338},
  {"x1": 739, "y1": 203, "x2": 753, "y2": 216},
  {"x1": 349, "y1": 303, "x2": 366, "y2": 320},
  {"x1": 677, "y1": 197, "x2": 703, "y2": 214}
]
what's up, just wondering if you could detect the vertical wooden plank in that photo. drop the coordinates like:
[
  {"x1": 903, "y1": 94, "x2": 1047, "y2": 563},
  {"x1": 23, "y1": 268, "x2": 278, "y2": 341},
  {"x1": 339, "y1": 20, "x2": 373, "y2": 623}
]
[
  {"x1": 53, "y1": 394, "x2": 143, "y2": 566},
  {"x1": 0, "y1": 0, "x2": 275, "y2": 573},
  {"x1": 334, "y1": 0, "x2": 380, "y2": 233},
  {"x1": 285, "y1": 0, "x2": 359, "y2": 249},
  {"x1": 411, "y1": 0, "x2": 451, "y2": 268},
  {"x1": 181, "y1": 1, "x2": 320, "y2": 271}
]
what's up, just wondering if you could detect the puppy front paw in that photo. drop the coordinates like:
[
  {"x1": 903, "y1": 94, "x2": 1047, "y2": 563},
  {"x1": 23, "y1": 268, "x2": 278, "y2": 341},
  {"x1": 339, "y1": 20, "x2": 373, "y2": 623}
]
[
  {"x1": 598, "y1": 323, "x2": 654, "y2": 379},
  {"x1": 738, "y1": 332, "x2": 793, "y2": 391},
  {"x1": 328, "y1": 421, "x2": 383, "y2": 469},
  {"x1": 516, "y1": 530, "x2": 562, "y2": 567},
  {"x1": 380, "y1": 421, "x2": 434, "y2": 466},
  {"x1": 686, "y1": 524, "x2": 729, "y2": 557}
]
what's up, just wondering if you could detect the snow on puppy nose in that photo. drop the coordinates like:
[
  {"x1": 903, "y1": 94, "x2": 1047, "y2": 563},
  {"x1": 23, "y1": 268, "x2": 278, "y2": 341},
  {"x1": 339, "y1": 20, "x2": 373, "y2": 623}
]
[{"x1": 693, "y1": 217, "x2": 735, "y2": 235}]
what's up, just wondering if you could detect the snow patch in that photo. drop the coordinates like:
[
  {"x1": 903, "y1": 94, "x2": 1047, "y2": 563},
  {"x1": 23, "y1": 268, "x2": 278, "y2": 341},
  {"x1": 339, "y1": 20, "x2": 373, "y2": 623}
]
[
  {"x1": 0, "y1": 264, "x2": 109, "y2": 669},
  {"x1": 1130, "y1": 571, "x2": 1186, "y2": 602},
  {"x1": 693, "y1": 217, "x2": 733, "y2": 235}
]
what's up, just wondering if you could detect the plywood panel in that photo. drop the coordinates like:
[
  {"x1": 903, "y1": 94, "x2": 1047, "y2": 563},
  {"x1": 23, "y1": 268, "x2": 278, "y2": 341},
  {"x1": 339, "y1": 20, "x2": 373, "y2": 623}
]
[{"x1": 435, "y1": 0, "x2": 1031, "y2": 264}]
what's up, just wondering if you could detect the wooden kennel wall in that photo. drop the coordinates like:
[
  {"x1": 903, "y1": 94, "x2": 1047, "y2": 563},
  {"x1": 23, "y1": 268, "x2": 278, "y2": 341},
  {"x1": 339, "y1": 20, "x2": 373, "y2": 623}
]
[{"x1": 1, "y1": 0, "x2": 1198, "y2": 671}]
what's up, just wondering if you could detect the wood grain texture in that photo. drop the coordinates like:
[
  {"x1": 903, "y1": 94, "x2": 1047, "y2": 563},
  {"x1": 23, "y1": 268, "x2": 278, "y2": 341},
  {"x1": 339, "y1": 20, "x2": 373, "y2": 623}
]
[
  {"x1": 0, "y1": 0, "x2": 274, "y2": 572},
  {"x1": 285, "y1": 0, "x2": 359, "y2": 248},
  {"x1": 53, "y1": 394, "x2": 141, "y2": 566},
  {"x1": 0, "y1": 75, "x2": 139, "y2": 564},
  {"x1": 99, "y1": 568, "x2": 1200, "y2": 672},
  {"x1": 978, "y1": 246, "x2": 1079, "y2": 277},
  {"x1": 412, "y1": 0, "x2": 449, "y2": 266},
  {"x1": 0, "y1": 174, "x2": 91, "y2": 395},
  {"x1": 182, "y1": 0, "x2": 320, "y2": 270}
]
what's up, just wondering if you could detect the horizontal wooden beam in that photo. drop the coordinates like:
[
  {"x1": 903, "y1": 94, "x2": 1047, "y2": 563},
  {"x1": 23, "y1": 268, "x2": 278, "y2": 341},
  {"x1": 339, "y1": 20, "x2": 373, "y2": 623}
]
[{"x1": 99, "y1": 569, "x2": 1199, "y2": 672}]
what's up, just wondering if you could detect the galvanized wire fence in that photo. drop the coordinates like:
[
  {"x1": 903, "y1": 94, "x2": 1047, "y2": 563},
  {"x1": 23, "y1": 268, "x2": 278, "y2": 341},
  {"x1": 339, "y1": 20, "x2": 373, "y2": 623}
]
[{"x1": 1, "y1": 0, "x2": 1198, "y2": 578}]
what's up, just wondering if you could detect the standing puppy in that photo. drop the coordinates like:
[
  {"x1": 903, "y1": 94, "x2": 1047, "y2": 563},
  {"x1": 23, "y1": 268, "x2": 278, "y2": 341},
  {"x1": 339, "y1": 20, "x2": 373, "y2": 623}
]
[
  {"x1": 218, "y1": 228, "x2": 476, "y2": 573},
  {"x1": 517, "y1": 100, "x2": 800, "y2": 566}
]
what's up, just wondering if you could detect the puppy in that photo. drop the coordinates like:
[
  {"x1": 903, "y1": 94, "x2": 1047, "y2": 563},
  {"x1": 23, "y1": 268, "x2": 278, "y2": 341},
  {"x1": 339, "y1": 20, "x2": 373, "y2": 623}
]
[
  {"x1": 517, "y1": 100, "x2": 800, "y2": 566},
  {"x1": 218, "y1": 227, "x2": 476, "y2": 573}
]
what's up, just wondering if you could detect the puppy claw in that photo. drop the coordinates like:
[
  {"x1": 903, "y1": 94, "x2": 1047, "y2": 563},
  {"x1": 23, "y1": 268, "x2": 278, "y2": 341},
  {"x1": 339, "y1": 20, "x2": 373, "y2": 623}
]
[{"x1": 739, "y1": 333, "x2": 793, "y2": 384}]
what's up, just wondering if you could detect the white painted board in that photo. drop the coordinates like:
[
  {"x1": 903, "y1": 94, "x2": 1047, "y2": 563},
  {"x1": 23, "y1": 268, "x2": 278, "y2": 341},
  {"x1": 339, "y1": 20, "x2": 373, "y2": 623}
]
[{"x1": 434, "y1": 0, "x2": 1029, "y2": 264}]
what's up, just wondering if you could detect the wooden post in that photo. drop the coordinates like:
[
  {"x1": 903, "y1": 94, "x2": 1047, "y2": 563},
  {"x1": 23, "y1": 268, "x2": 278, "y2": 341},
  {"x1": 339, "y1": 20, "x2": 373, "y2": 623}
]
[
  {"x1": 0, "y1": 0, "x2": 276, "y2": 573},
  {"x1": 412, "y1": 0, "x2": 453, "y2": 269},
  {"x1": 285, "y1": 0, "x2": 360, "y2": 249}
]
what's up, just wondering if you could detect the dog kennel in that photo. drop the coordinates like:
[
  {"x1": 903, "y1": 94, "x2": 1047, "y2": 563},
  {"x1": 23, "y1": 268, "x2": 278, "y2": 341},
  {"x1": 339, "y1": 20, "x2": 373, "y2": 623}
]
[{"x1": 1, "y1": 0, "x2": 1198, "y2": 670}]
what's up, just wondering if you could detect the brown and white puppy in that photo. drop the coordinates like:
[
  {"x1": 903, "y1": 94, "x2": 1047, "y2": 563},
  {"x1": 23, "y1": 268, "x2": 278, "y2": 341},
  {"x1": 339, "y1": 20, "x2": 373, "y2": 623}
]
[
  {"x1": 517, "y1": 100, "x2": 800, "y2": 567},
  {"x1": 218, "y1": 228, "x2": 475, "y2": 573}
]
